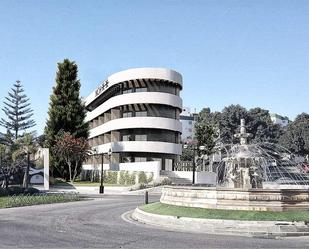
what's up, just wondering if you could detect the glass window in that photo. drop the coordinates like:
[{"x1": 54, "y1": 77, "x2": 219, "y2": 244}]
[
  {"x1": 122, "y1": 157, "x2": 133, "y2": 163},
  {"x1": 135, "y1": 134, "x2": 147, "y2": 141},
  {"x1": 123, "y1": 88, "x2": 133, "y2": 94},
  {"x1": 135, "y1": 157, "x2": 147, "y2": 162},
  {"x1": 135, "y1": 111, "x2": 147, "y2": 117},
  {"x1": 135, "y1": 87, "x2": 147, "y2": 92},
  {"x1": 122, "y1": 134, "x2": 134, "y2": 141},
  {"x1": 123, "y1": 112, "x2": 133, "y2": 118}
]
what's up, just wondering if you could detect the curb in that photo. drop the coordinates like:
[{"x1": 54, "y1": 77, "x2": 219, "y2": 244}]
[{"x1": 132, "y1": 207, "x2": 309, "y2": 238}]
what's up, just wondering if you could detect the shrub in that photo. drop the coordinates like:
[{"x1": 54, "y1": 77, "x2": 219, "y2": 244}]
[
  {"x1": 147, "y1": 173, "x2": 154, "y2": 183},
  {"x1": 138, "y1": 171, "x2": 148, "y2": 184},
  {"x1": 160, "y1": 178, "x2": 172, "y2": 185},
  {"x1": 118, "y1": 171, "x2": 126, "y2": 185},
  {"x1": 0, "y1": 186, "x2": 40, "y2": 196},
  {"x1": 104, "y1": 171, "x2": 118, "y2": 184},
  {"x1": 126, "y1": 171, "x2": 136, "y2": 185},
  {"x1": 24, "y1": 187, "x2": 40, "y2": 195}
]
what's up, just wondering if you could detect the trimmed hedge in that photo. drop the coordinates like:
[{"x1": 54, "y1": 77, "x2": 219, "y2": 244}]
[
  {"x1": 80, "y1": 170, "x2": 153, "y2": 185},
  {"x1": 0, "y1": 186, "x2": 40, "y2": 197}
]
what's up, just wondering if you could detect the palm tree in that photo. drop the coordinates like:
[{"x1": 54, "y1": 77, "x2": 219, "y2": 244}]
[{"x1": 14, "y1": 133, "x2": 37, "y2": 188}]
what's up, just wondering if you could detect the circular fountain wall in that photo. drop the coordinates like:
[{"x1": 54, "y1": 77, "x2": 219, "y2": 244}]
[{"x1": 160, "y1": 119, "x2": 309, "y2": 211}]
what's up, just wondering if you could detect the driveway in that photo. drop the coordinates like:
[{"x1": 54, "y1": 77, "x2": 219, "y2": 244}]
[{"x1": 0, "y1": 195, "x2": 307, "y2": 249}]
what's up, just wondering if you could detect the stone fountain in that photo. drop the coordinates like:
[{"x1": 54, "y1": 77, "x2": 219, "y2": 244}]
[{"x1": 160, "y1": 119, "x2": 309, "y2": 211}]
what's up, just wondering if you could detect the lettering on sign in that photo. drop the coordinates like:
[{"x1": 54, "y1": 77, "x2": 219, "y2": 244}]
[{"x1": 95, "y1": 80, "x2": 109, "y2": 97}]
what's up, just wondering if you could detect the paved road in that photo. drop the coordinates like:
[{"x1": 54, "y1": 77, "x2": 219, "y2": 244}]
[{"x1": 0, "y1": 195, "x2": 308, "y2": 249}]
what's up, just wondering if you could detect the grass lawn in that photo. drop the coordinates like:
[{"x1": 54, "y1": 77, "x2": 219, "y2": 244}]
[
  {"x1": 0, "y1": 197, "x2": 9, "y2": 208},
  {"x1": 140, "y1": 202, "x2": 309, "y2": 222}
]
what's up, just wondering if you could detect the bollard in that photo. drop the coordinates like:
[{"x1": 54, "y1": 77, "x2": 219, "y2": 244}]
[{"x1": 144, "y1": 190, "x2": 149, "y2": 204}]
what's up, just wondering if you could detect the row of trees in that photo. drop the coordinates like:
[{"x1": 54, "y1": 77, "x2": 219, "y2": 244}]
[
  {"x1": 0, "y1": 59, "x2": 90, "y2": 186},
  {"x1": 193, "y1": 105, "x2": 309, "y2": 157}
]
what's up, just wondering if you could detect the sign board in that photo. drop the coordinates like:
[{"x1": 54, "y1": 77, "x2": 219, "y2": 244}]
[{"x1": 95, "y1": 80, "x2": 109, "y2": 97}]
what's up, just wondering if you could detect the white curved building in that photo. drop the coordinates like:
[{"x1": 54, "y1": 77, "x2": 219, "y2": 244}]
[{"x1": 83, "y1": 68, "x2": 183, "y2": 178}]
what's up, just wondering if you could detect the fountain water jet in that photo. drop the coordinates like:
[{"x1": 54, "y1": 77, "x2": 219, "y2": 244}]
[
  {"x1": 160, "y1": 119, "x2": 309, "y2": 211},
  {"x1": 218, "y1": 119, "x2": 309, "y2": 189}
]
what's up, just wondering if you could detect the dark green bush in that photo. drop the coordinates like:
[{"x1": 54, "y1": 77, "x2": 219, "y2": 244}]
[
  {"x1": 0, "y1": 186, "x2": 40, "y2": 196},
  {"x1": 24, "y1": 187, "x2": 40, "y2": 195},
  {"x1": 138, "y1": 171, "x2": 148, "y2": 184},
  {"x1": 104, "y1": 171, "x2": 118, "y2": 184}
]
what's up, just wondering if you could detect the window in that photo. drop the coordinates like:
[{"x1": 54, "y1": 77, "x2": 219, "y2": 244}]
[
  {"x1": 135, "y1": 87, "x2": 147, "y2": 92},
  {"x1": 135, "y1": 111, "x2": 147, "y2": 117},
  {"x1": 122, "y1": 134, "x2": 134, "y2": 141},
  {"x1": 122, "y1": 157, "x2": 134, "y2": 163},
  {"x1": 135, "y1": 134, "x2": 147, "y2": 141},
  {"x1": 123, "y1": 112, "x2": 133, "y2": 118},
  {"x1": 123, "y1": 88, "x2": 133, "y2": 94},
  {"x1": 135, "y1": 157, "x2": 147, "y2": 162}
]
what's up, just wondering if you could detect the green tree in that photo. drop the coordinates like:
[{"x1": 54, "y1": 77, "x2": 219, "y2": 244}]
[
  {"x1": 279, "y1": 113, "x2": 309, "y2": 156},
  {"x1": 247, "y1": 107, "x2": 282, "y2": 143},
  {"x1": 13, "y1": 133, "x2": 38, "y2": 188},
  {"x1": 193, "y1": 107, "x2": 220, "y2": 156},
  {"x1": 195, "y1": 105, "x2": 283, "y2": 147},
  {"x1": 0, "y1": 144, "x2": 9, "y2": 189},
  {"x1": 0, "y1": 80, "x2": 35, "y2": 139},
  {"x1": 195, "y1": 122, "x2": 216, "y2": 155},
  {"x1": 53, "y1": 132, "x2": 90, "y2": 183},
  {"x1": 219, "y1": 104, "x2": 248, "y2": 144},
  {"x1": 180, "y1": 146, "x2": 195, "y2": 161},
  {"x1": 44, "y1": 59, "x2": 89, "y2": 177}
]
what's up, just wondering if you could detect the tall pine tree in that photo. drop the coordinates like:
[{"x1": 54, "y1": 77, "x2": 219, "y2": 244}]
[
  {"x1": 44, "y1": 59, "x2": 89, "y2": 178},
  {"x1": 0, "y1": 80, "x2": 35, "y2": 139}
]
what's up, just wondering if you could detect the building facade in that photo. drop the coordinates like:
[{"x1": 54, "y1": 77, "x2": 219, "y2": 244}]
[
  {"x1": 270, "y1": 113, "x2": 290, "y2": 127},
  {"x1": 180, "y1": 107, "x2": 198, "y2": 144},
  {"x1": 83, "y1": 68, "x2": 183, "y2": 175}
]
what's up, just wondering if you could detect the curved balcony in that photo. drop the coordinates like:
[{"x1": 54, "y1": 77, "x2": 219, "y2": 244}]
[
  {"x1": 92, "y1": 141, "x2": 182, "y2": 155},
  {"x1": 89, "y1": 117, "x2": 182, "y2": 139},
  {"x1": 85, "y1": 92, "x2": 182, "y2": 122},
  {"x1": 85, "y1": 67, "x2": 183, "y2": 106}
]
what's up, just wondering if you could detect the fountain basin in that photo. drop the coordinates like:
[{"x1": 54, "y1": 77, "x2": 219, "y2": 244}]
[{"x1": 160, "y1": 185, "x2": 309, "y2": 211}]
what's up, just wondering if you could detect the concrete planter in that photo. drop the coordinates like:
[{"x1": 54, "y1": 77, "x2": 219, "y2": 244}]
[{"x1": 160, "y1": 186, "x2": 309, "y2": 211}]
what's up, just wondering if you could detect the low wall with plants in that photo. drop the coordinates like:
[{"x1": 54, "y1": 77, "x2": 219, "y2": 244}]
[{"x1": 79, "y1": 170, "x2": 153, "y2": 185}]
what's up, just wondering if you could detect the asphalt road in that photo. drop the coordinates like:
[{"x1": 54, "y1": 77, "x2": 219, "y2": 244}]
[{"x1": 0, "y1": 195, "x2": 308, "y2": 249}]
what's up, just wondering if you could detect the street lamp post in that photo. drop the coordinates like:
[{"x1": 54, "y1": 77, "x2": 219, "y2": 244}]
[
  {"x1": 99, "y1": 153, "x2": 104, "y2": 194},
  {"x1": 192, "y1": 146, "x2": 197, "y2": 184}
]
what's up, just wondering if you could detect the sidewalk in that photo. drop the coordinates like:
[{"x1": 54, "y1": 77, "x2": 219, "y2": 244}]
[{"x1": 34, "y1": 184, "x2": 163, "y2": 196}]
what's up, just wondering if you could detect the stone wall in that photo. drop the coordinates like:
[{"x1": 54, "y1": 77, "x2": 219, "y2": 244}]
[{"x1": 160, "y1": 186, "x2": 309, "y2": 211}]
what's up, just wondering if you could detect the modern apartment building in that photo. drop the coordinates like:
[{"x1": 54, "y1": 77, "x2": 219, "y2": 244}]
[
  {"x1": 270, "y1": 113, "x2": 290, "y2": 127},
  {"x1": 180, "y1": 107, "x2": 198, "y2": 144},
  {"x1": 83, "y1": 68, "x2": 183, "y2": 176}
]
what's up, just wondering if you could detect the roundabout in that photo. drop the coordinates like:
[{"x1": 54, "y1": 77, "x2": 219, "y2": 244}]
[{"x1": 132, "y1": 119, "x2": 309, "y2": 238}]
